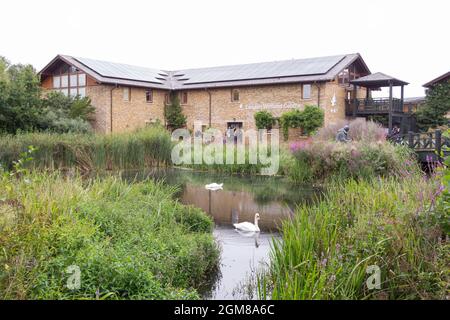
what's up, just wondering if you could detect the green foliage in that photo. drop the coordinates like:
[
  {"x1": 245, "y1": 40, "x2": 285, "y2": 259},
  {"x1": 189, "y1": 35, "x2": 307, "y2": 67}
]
[
  {"x1": 254, "y1": 111, "x2": 276, "y2": 130},
  {"x1": 0, "y1": 57, "x2": 42, "y2": 133},
  {"x1": 301, "y1": 105, "x2": 325, "y2": 135},
  {"x1": 258, "y1": 175, "x2": 448, "y2": 299},
  {"x1": 39, "y1": 92, "x2": 95, "y2": 133},
  {"x1": 434, "y1": 129, "x2": 450, "y2": 235},
  {"x1": 416, "y1": 82, "x2": 450, "y2": 131},
  {"x1": 280, "y1": 105, "x2": 324, "y2": 140},
  {"x1": 0, "y1": 168, "x2": 219, "y2": 299},
  {"x1": 0, "y1": 126, "x2": 173, "y2": 171},
  {"x1": 165, "y1": 92, "x2": 186, "y2": 130}
]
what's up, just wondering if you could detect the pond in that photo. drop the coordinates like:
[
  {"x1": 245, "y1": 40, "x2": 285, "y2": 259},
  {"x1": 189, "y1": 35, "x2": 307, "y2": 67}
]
[{"x1": 121, "y1": 168, "x2": 321, "y2": 299}]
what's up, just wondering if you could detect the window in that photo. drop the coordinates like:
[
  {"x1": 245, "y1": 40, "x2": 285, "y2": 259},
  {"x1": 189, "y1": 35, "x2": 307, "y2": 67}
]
[
  {"x1": 70, "y1": 74, "x2": 77, "y2": 87},
  {"x1": 302, "y1": 84, "x2": 311, "y2": 99},
  {"x1": 69, "y1": 88, "x2": 78, "y2": 98},
  {"x1": 53, "y1": 76, "x2": 61, "y2": 88},
  {"x1": 180, "y1": 92, "x2": 188, "y2": 104},
  {"x1": 123, "y1": 87, "x2": 130, "y2": 101},
  {"x1": 52, "y1": 64, "x2": 86, "y2": 98},
  {"x1": 338, "y1": 68, "x2": 350, "y2": 85},
  {"x1": 60, "y1": 88, "x2": 69, "y2": 96},
  {"x1": 145, "y1": 89, "x2": 153, "y2": 103},
  {"x1": 164, "y1": 93, "x2": 170, "y2": 105},
  {"x1": 78, "y1": 73, "x2": 86, "y2": 86},
  {"x1": 231, "y1": 89, "x2": 240, "y2": 102},
  {"x1": 78, "y1": 87, "x2": 86, "y2": 98},
  {"x1": 61, "y1": 75, "x2": 69, "y2": 88}
]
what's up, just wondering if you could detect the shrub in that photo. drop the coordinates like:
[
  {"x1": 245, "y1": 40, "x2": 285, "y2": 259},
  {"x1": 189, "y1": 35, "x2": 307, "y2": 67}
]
[
  {"x1": 254, "y1": 111, "x2": 276, "y2": 130},
  {"x1": 280, "y1": 105, "x2": 324, "y2": 140},
  {"x1": 301, "y1": 105, "x2": 324, "y2": 135}
]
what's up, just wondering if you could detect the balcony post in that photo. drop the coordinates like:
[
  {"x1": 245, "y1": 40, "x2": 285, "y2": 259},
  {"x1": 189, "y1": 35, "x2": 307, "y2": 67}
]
[
  {"x1": 388, "y1": 81, "x2": 393, "y2": 134},
  {"x1": 352, "y1": 85, "x2": 357, "y2": 117}
]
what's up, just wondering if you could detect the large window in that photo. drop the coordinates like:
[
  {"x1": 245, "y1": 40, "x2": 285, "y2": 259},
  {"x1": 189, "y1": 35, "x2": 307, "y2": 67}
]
[{"x1": 52, "y1": 65, "x2": 86, "y2": 98}]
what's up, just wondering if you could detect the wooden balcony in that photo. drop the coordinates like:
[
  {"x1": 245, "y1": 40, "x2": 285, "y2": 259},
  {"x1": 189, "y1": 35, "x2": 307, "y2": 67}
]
[{"x1": 345, "y1": 98, "x2": 405, "y2": 116}]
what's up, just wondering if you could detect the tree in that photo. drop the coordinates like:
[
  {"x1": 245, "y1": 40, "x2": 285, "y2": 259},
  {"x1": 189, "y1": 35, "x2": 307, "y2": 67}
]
[
  {"x1": 415, "y1": 82, "x2": 450, "y2": 131},
  {"x1": 0, "y1": 59, "x2": 42, "y2": 133},
  {"x1": 164, "y1": 92, "x2": 186, "y2": 130},
  {"x1": 254, "y1": 111, "x2": 276, "y2": 129}
]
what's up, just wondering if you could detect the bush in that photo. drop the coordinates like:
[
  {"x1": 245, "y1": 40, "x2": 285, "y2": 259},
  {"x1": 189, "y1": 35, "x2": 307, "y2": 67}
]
[
  {"x1": 280, "y1": 105, "x2": 324, "y2": 140},
  {"x1": 39, "y1": 92, "x2": 95, "y2": 133},
  {"x1": 254, "y1": 111, "x2": 276, "y2": 130}
]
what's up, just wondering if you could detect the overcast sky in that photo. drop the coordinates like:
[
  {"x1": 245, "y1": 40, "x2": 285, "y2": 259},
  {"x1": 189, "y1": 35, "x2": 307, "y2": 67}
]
[{"x1": 1, "y1": 0, "x2": 448, "y2": 97}]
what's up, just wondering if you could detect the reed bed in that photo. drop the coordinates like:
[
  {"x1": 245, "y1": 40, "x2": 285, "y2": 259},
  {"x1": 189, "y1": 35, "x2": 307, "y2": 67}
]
[
  {"x1": 257, "y1": 174, "x2": 448, "y2": 299},
  {"x1": 0, "y1": 126, "x2": 172, "y2": 172}
]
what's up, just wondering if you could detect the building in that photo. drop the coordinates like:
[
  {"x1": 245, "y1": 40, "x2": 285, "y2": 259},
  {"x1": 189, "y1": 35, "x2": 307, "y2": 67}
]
[
  {"x1": 39, "y1": 53, "x2": 405, "y2": 134},
  {"x1": 423, "y1": 71, "x2": 450, "y2": 88}
]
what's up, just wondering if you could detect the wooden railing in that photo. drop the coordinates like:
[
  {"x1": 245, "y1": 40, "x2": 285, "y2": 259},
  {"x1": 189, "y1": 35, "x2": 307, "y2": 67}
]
[
  {"x1": 401, "y1": 130, "x2": 450, "y2": 156},
  {"x1": 345, "y1": 98, "x2": 404, "y2": 116}
]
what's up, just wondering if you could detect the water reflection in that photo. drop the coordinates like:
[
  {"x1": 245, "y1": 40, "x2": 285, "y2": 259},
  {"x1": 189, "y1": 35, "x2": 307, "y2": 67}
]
[{"x1": 120, "y1": 168, "x2": 321, "y2": 299}]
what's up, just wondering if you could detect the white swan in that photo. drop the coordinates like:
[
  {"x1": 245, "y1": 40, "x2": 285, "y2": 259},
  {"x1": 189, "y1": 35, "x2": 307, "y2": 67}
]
[
  {"x1": 233, "y1": 213, "x2": 260, "y2": 232},
  {"x1": 205, "y1": 183, "x2": 223, "y2": 190}
]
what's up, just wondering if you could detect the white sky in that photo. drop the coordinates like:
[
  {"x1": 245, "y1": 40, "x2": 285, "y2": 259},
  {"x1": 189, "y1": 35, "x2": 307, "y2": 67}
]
[{"x1": 1, "y1": 0, "x2": 448, "y2": 97}]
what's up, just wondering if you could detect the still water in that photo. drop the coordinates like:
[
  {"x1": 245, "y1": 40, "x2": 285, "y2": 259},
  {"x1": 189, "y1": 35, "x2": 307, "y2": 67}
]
[{"x1": 121, "y1": 168, "x2": 320, "y2": 299}]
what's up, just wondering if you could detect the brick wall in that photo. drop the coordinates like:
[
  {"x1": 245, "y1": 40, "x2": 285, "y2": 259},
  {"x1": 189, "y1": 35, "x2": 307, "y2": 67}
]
[
  {"x1": 87, "y1": 85, "x2": 168, "y2": 133},
  {"x1": 179, "y1": 80, "x2": 362, "y2": 132}
]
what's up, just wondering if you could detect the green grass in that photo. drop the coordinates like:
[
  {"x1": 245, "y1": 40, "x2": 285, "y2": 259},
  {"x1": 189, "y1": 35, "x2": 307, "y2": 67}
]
[
  {"x1": 258, "y1": 174, "x2": 449, "y2": 300},
  {"x1": 0, "y1": 125, "x2": 172, "y2": 172},
  {"x1": 0, "y1": 170, "x2": 219, "y2": 299}
]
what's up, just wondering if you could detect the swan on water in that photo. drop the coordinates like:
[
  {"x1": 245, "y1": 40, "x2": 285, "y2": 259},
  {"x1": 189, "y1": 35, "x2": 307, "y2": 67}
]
[
  {"x1": 233, "y1": 213, "x2": 260, "y2": 232},
  {"x1": 205, "y1": 183, "x2": 223, "y2": 190}
]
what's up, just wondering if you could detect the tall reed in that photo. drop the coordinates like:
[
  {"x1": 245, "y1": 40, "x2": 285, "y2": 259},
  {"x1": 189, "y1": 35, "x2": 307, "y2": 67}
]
[
  {"x1": 258, "y1": 174, "x2": 448, "y2": 299},
  {"x1": 0, "y1": 125, "x2": 172, "y2": 171}
]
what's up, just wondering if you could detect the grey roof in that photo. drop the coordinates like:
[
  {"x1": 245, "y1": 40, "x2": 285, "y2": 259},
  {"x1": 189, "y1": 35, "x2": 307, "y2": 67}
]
[
  {"x1": 404, "y1": 96, "x2": 426, "y2": 104},
  {"x1": 174, "y1": 55, "x2": 346, "y2": 84},
  {"x1": 39, "y1": 53, "x2": 370, "y2": 90},
  {"x1": 423, "y1": 71, "x2": 450, "y2": 88},
  {"x1": 75, "y1": 57, "x2": 167, "y2": 84},
  {"x1": 351, "y1": 72, "x2": 409, "y2": 87}
]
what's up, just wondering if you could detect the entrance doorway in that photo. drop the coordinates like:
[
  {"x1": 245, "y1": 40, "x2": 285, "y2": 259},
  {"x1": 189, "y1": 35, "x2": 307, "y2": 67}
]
[{"x1": 227, "y1": 122, "x2": 243, "y2": 130}]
